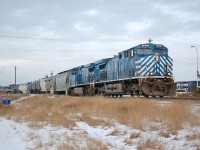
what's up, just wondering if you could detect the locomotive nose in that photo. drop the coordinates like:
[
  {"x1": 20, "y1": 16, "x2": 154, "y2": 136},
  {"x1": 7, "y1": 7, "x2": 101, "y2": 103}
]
[{"x1": 136, "y1": 54, "x2": 173, "y2": 77}]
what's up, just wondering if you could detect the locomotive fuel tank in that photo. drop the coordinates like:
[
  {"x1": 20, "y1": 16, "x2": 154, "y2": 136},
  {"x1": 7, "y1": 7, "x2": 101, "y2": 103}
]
[
  {"x1": 71, "y1": 87, "x2": 84, "y2": 96},
  {"x1": 104, "y1": 83, "x2": 124, "y2": 96}
]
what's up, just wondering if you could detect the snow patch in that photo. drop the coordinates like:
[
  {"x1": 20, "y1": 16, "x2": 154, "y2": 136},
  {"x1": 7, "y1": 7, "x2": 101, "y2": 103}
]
[
  {"x1": 12, "y1": 94, "x2": 36, "y2": 104},
  {"x1": 0, "y1": 118, "x2": 34, "y2": 150},
  {"x1": 0, "y1": 114, "x2": 199, "y2": 149}
]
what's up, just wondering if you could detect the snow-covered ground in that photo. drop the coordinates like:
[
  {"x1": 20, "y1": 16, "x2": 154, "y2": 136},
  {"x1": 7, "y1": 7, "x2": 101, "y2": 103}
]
[
  {"x1": 0, "y1": 119, "x2": 34, "y2": 150},
  {"x1": 0, "y1": 95, "x2": 200, "y2": 149},
  {"x1": 0, "y1": 116, "x2": 199, "y2": 150}
]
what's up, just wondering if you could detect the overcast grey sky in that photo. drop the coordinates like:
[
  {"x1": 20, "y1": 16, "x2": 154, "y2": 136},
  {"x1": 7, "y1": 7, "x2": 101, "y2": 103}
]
[{"x1": 0, "y1": 0, "x2": 200, "y2": 86}]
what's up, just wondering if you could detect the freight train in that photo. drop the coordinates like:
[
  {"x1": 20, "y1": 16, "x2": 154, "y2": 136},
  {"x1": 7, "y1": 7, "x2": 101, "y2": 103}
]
[{"x1": 24, "y1": 40, "x2": 176, "y2": 97}]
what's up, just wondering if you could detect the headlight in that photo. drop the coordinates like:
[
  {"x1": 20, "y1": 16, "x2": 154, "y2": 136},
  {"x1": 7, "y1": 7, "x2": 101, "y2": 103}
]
[
  {"x1": 167, "y1": 72, "x2": 171, "y2": 76},
  {"x1": 155, "y1": 55, "x2": 160, "y2": 62},
  {"x1": 149, "y1": 72, "x2": 154, "y2": 76}
]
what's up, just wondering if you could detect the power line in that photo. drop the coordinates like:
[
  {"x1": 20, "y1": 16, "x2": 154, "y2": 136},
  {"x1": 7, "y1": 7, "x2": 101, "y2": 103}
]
[
  {"x1": 0, "y1": 35, "x2": 199, "y2": 46},
  {"x1": 0, "y1": 48, "x2": 118, "y2": 52},
  {"x1": 0, "y1": 58, "x2": 96, "y2": 62},
  {"x1": 0, "y1": 35, "x2": 133, "y2": 42}
]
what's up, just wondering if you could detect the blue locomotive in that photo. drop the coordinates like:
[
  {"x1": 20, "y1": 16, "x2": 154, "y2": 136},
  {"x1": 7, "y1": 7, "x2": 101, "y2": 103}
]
[{"x1": 25, "y1": 40, "x2": 176, "y2": 97}]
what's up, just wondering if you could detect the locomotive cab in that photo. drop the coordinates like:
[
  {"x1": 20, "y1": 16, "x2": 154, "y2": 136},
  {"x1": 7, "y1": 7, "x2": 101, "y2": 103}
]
[{"x1": 106, "y1": 42, "x2": 177, "y2": 97}]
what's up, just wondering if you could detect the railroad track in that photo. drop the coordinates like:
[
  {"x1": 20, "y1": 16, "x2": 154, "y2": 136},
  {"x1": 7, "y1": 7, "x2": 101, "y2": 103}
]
[
  {"x1": 106, "y1": 95, "x2": 200, "y2": 102},
  {"x1": 150, "y1": 96, "x2": 200, "y2": 101}
]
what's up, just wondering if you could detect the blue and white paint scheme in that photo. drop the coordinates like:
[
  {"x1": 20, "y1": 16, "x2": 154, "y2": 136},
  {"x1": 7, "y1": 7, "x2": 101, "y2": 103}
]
[
  {"x1": 66, "y1": 40, "x2": 176, "y2": 96},
  {"x1": 135, "y1": 55, "x2": 173, "y2": 77},
  {"x1": 27, "y1": 40, "x2": 176, "y2": 97}
]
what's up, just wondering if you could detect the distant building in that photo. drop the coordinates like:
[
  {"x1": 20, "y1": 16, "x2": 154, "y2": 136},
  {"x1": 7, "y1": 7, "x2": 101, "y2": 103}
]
[{"x1": 176, "y1": 81, "x2": 200, "y2": 92}]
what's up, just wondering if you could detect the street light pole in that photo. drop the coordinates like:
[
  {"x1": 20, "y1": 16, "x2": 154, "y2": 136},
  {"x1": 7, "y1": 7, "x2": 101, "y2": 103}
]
[{"x1": 191, "y1": 46, "x2": 199, "y2": 89}]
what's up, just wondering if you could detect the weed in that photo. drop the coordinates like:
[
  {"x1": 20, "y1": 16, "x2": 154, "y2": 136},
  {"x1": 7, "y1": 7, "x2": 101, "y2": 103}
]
[
  {"x1": 130, "y1": 132, "x2": 140, "y2": 139},
  {"x1": 137, "y1": 138, "x2": 163, "y2": 150}
]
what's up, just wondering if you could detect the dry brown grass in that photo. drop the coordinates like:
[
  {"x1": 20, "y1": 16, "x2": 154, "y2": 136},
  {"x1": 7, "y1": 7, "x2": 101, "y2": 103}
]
[
  {"x1": 124, "y1": 138, "x2": 133, "y2": 145},
  {"x1": 109, "y1": 130, "x2": 121, "y2": 136},
  {"x1": 176, "y1": 89, "x2": 200, "y2": 98},
  {"x1": 159, "y1": 131, "x2": 170, "y2": 138},
  {"x1": 137, "y1": 138, "x2": 163, "y2": 150},
  {"x1": 186, "y1": 132, "x2": 200, "y2": 141},
  {"x1": 57, "y1": 144, "x2": 75, "y2": 150},
  {"x1": 130, "y1": 132, "x2": 140, "y2": 139},
  {"x1": 34, "y1": 140, "x2": 43, "y2": 149},
  {"x1": 77, "y1": 113, "x2": 108, "y2": 127},
  {"x1": 57, "y1": 143, "x2": 108, "y2": 150},
  {"x1": 0, "y1": 92, "x2": 6, "y2": 94},
  {"x1": 85, "y1": 140, "x2": 108, "y2": 150},
  {"x1": 28, "y1": 121, "x2": 45, "y2": 129},
  {"x1": 196, "y1": 109, "x2": 200, "y2": 115},
  {"x1": 194, "y1": 144, "x2": 200, "y2": 150},
  {"x1": 0, "y1": 95, "x2": 199, "y2": 132},
  {"x1": 56, "y1": 137, "x2": 108, "y2": 150}
]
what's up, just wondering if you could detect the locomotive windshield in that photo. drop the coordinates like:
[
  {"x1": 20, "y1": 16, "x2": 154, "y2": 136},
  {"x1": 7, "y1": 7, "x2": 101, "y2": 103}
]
[
  {"x1": 154, "y1": 50, "x2": 167, "y2": 55},
  {"x1": 137, "y1": 49, "x2": 151, "y2": 55}
]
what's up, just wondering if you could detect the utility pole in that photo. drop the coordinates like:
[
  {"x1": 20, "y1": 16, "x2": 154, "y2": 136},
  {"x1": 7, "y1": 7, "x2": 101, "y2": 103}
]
[
  {"x1": 191, "y1": 46, "x2": 199, "y2": 89},
  {"x1": 51, "y1": 70, "x2": 53, "y2": 77},
  {"x1": 15, "y1": 66, "x2": 16, "y2": 88}
]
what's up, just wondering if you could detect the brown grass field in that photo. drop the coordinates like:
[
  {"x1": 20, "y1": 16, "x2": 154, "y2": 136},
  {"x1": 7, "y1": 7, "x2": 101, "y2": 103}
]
[
  {"x1": 1, "y1": 95, "x2": 199, "y2": 130},
  {"x1": 0, "y1": 94, "x2": 200, "y2": 149}
]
